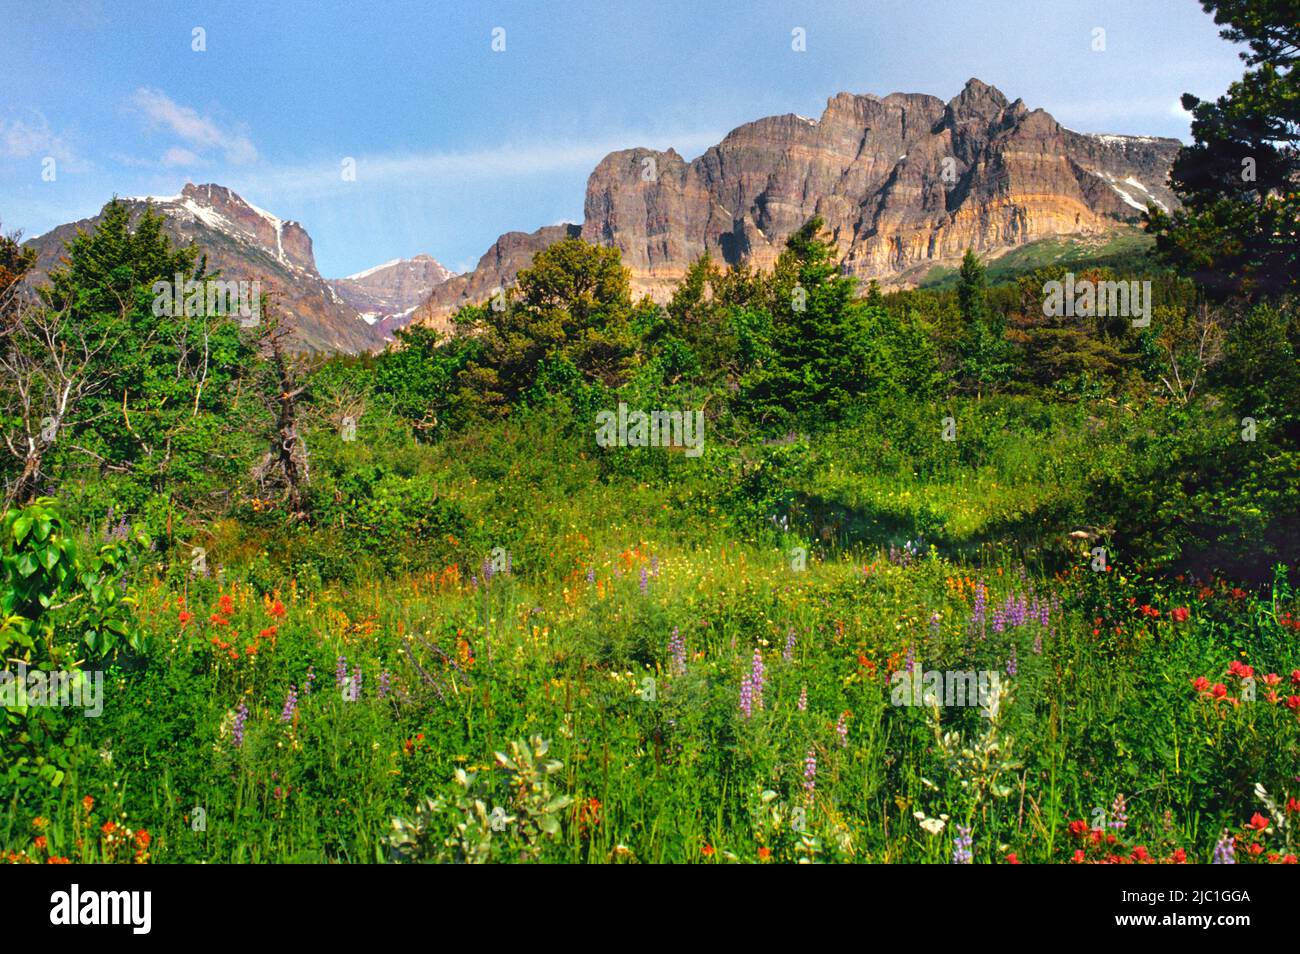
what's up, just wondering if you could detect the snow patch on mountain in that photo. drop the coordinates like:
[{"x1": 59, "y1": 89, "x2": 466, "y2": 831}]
[{"x1": 345, "y1": 259, "x2": 402, "y2": 281}]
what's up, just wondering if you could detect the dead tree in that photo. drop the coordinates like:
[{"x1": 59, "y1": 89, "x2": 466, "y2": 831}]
[
  {"x1": 251, "y1": 310, "x2": 311, "y2": 520},
  {"x1": 0, "y1": 252, "x2": 128, "y2": 509}
]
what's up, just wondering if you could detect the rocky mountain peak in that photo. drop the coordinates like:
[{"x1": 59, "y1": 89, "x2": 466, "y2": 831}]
[
  {"x1": 413, "y1": 80, "x2": 1183, "y2": 332},
  {"x1": 26, "y1": 185, "x2": 381, "y2": 353},
  {"x1": 167, "y1": 183, "x2": 316, "y2": 274}
]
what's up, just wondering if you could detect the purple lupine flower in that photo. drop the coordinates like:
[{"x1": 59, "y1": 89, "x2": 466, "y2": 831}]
[
  {"x1": 905, "y1": 643, "x2": 916, "y2": 674},
  {"x1": 797, "y1": 685, "x2": 808, "y2": 711},
  {"x1": 469, "y1": 574, "x2": 478, "y2": 588},
  {"x1": 232, "y1": 701, "x2": 249, "y2": 748},
  {"x1": 952, "y1": 825, "x2": 973, "y2": 864},
  {"x1": 650, "y1": 555, "x2": 659, "y2": 577},
  {"x1": 1212, "y1": 830, "x2": 1236, "y2": 864},
  {"x1": 335, "y1": 655, "x2": 348, "y2": 689},
  {"x1": 106, "y1": 513, "x2": 130, "y2": 542},
  {"x1": 751, "y1": 649, "x2": 765, "y2": 710},
  {"x1": 835, "y1": 711, "x2": 848, "y2": 747},
  {"x1": 971, "y1": 582, "x2": 987, "y2": 637},
  {"x1": 280, "y1": 685, "x2": 298, "y2": 723},
  {"x1": 739, "y1": 674, "x2": 753, "y2": 719},
  {"x1": 783, "y1": 629, "x2": 796, "y2": 663},
  {"x1": 1010, "y1": 594, "x2": 1028, "y2": 628},
  {"x1": 992, "y1": 606, "x2": 1006, "y2": 634},
  {"x1": 586, "y1": 566, "x2": 596, "y2": 584},
  {"x1": 668, "y1": 627, "x2": 686, "y2": 676},
  {"x1": 378, "y1": 670, "x2": 391, "y2": 700},
  {"x1": 803, "y1": 749, "x2": 817, "y2": 796},
  {"x1": 929, "y1": 612, "x2": 941, "y2": 638},
  {"x1": 639, "y1": 565, "x2": 649, "y2": 596},
  {"x1": 305, "y1": 664, "x2": 316, "y2": 695},
  {"x1": 349, "y1": 666, "x2": 362, "y2": 702},
  {"x1": 482, "y1": 556, "x2": 494, "y2": 584},
  {"x1": 1109, "y1": 793, "x2": 1128, "y2": 831},
  {"x1": 1006, "y1": 644, "x2": 1018, "y2": 677}
]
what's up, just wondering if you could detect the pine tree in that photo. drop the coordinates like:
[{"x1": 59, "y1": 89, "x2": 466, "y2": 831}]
[
  {"x1": 1147, "y1": 0, "x2": 1299, "y2": 298},
  {"x1": 955, "y1": 250, "x2": 1012, "y2": 395},
  {"x1": 738, "y1": 218, "x2": 932, "y2": 426}
]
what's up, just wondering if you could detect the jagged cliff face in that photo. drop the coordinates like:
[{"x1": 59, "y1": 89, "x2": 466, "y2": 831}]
[
  {"x1": 25, "y1": 183, "x2": 383, "y2": 353},
  {"x1": 415, "y1": 79, "x2": 1180, "y2": 329}
]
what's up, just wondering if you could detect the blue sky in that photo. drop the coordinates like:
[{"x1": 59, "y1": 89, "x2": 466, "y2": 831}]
[{"x1": 1, "y1": 0, "x2": 1245, "y2": 277}]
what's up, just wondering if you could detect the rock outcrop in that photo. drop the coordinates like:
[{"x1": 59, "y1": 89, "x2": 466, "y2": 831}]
[{"x1": 414, "y1": 79, "x2": 1181, "y2": 330}]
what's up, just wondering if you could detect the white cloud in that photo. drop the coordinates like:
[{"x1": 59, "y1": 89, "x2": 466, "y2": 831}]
[
  {"x1": 228, "y1": 128, "x2": 722, "y2": 200},
  {"x1": 160, "y1": 146, "x2": 202, "y2": 168},
  {"x1": 130, "y1": 87, "x2": 258, "y2": 165},
  {"x1": 0, "y1": 115, "x2": 74, "y2": 162}
]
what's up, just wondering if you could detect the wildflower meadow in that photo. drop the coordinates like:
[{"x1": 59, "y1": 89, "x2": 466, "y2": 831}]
[{"x1": 3, "y1": 0, "x2": 1300, "y2": 902}]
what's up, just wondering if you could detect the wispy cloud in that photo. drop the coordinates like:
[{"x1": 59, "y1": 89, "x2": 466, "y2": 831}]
[
  {"x1": 160, "y1": 146, "x2": 202, "y2": 168},
  {"x1": 0, "y1": 113, "x2": 76, "y2": 162},
  {"x1": 130, "y1": 87, "x2": 258, "y2": 165},
  {"x1": 226, "y1": 129, "x2": 724, "y2": 200}
]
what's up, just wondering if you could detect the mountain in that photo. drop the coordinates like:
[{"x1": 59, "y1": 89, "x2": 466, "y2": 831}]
[
  {"x1": 331, "y1": 254, "x2": 453, "y2": 333},
  {"x1": 411, "y1": 224, "x2": 581, "y2": 330},
  {"x1": 24, "y1": 183, "x2": 383, "y2": 353},
  {"x1": 412, "y1": 79, "x2": 1181, "y2": 330}
]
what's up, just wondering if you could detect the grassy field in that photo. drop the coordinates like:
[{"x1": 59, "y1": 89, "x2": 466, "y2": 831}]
[{"x1": 5, "y1": 399, "x2": 1298, "y2": 865}]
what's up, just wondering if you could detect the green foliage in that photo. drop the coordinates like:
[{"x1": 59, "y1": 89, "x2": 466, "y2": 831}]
[
  {"x1": 0, "y1": 498, "x2": 144, "y2": 806},
  {"x1": 33, "y1": 199, "x2": 256, "y2": 510},
  {"x1": 0, "y1": 497, "x2": 143, "y2": 661},
  {"x1": 738, "y1": 218, "x2": 938, "y2": 428},
  {"x1": 1148, "y1": 0, "x2": 1300, "y2": 298},
  {"x1": 452, "y1": 238, "x2": 641, "y2": 418},
  {"x1": 387, "y1": 736, "x2": 572, "y2": 863},
  {"x1": 955, "y1": 251, "x2": 1015, "y2": 393},
  {"x1": 373, "y1": 324, "x2": 478, "y2": 438}
]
